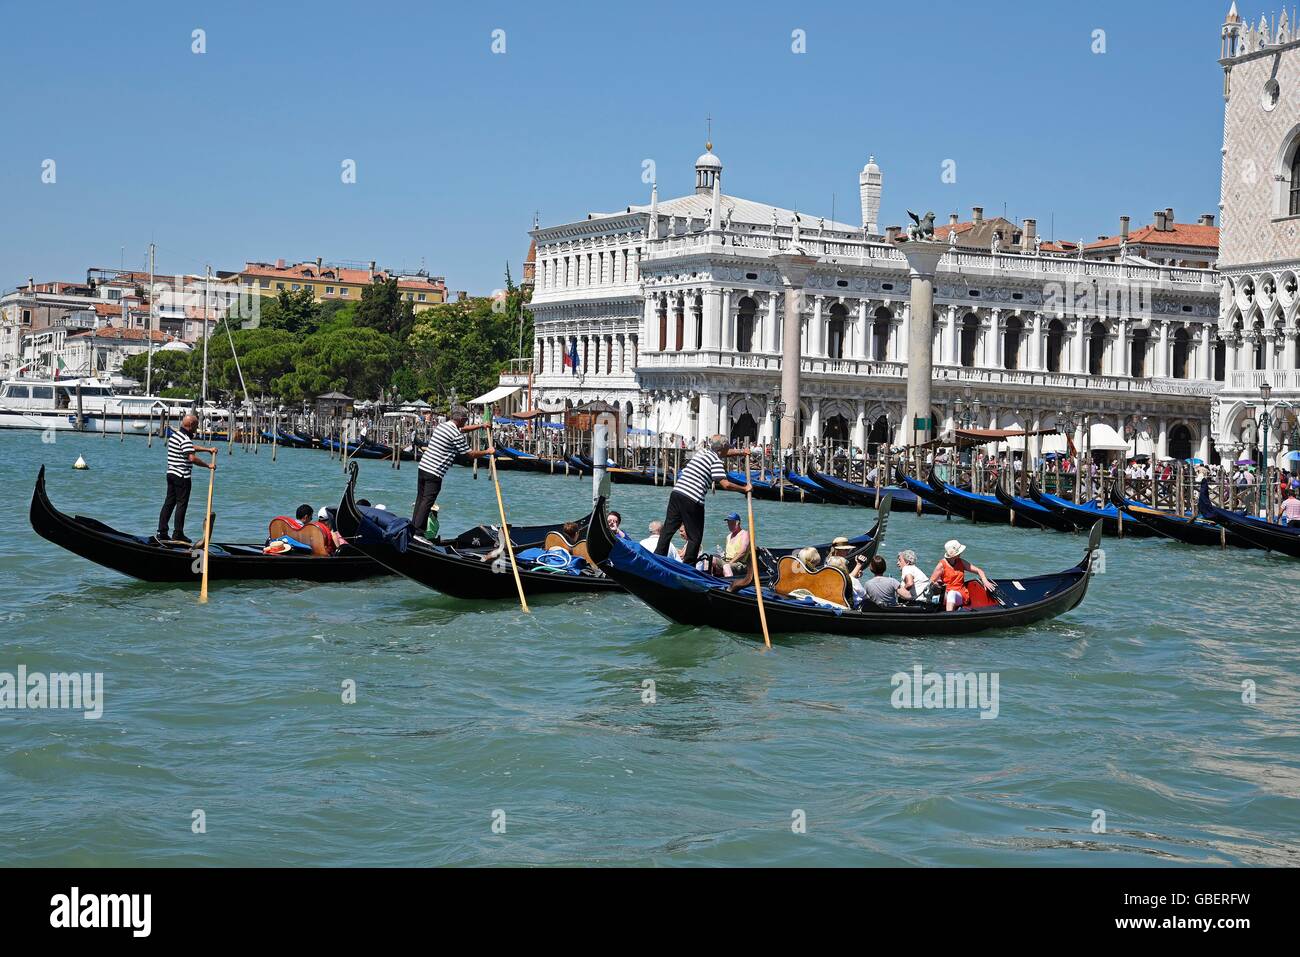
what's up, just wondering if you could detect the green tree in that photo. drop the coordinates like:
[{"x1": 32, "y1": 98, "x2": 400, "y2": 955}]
[
  {"x1": 276, "y1": 324, "x2": 399, "y2": 401},
  {"x1": 120, "y1": 348, "x2": 196, "y2": 393},
  {"x1": 355, "y1": 277, "x2": 417, "y2": 338}
]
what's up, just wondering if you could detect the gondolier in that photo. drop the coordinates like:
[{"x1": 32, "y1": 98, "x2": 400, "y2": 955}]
[
  {"x1": 412, "y1": 406, "x2": 493, "y2": 536},
  {"x1": 156, "y1": 413, "x2": 217, "y2": 544},
  {"x1": 655, "y1": 434, "x2": 750, "y2": 565}
]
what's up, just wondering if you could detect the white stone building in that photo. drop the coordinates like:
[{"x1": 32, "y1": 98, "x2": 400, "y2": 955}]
[
  {"x1": 1212, "y1": 3, "x2": 1300, "y2": 462},
  {"x1": 524, "y1": 142, "x2": 1223, "y2": 463}
]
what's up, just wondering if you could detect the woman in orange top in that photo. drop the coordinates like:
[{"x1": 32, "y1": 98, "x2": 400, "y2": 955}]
[{"x1": 930, "y1": 539, "x2": 993, "y2": 611}]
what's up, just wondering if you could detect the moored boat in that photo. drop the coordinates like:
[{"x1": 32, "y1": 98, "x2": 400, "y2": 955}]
[
  {"x1": 1196, "y1": 479, "x2": 1300, "y2": 556},
  {"x1": 1109, "y1": 485, "x2": 1256, "y2": 548},
  {"x1": 1029, "y1": 481, "x2": 1152, "y2": 537}
]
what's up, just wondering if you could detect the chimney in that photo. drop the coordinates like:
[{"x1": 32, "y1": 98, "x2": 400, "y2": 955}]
[
  {"x1": 368, "y1": 260, "x2": 376, "y2": 280},
  {"x1": 885, "y1": 225, "x2": 902, "y2": 243},
  {"x1": 1022, "y1": 218, "x2": 1036, "y2": 253},
  {"x1": 1152, "y1": 210, "x2": 1168, "y2": 231},
  {"x1": 949, "y1": 212, "x2": 959, "y2": 226},
  {"x1": 1165, "y1": 208, "x2": 1174, "y2": 228},
  {"x1": 275, "y1": 258, "x2": 285, "y2": 269},
  {"x1": 972, "y1": 206, "x2": 984, "y2": 223},
  {"x1": 1120, "y1": 216, "x2": 1130, "y2": 240},
  {"x1": 1200, "y1": 213, "x2": 1215, "y2": 226},
  {"x1": 316, "y1": 256, "x2": 323, "y2": 269}
]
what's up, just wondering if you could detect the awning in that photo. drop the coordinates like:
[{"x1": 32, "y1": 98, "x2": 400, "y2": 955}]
[
  {"x1": 468, "y1": 385, "x2": 520, "y2": 406},
  {"x1": 1088, "y1": 423, "x2": 1129, "y2": 452}
]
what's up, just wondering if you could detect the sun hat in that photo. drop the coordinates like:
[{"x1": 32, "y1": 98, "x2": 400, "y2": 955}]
[
  {"x1": 831, "y1": 536, "x2": 851, "y2": 549},
  {"x1": 944, "y1": 539, "x2": 967, "y2": 558}
]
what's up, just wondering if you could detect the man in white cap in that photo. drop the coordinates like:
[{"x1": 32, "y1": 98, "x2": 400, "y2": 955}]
[{"x1": 929, "y1": 539, "x2": 993, "y2": 611}]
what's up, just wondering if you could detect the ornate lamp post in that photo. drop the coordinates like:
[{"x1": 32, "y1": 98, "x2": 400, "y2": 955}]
[{"x1": 638, "y1": 394, "x2": 652, "y2": 455}]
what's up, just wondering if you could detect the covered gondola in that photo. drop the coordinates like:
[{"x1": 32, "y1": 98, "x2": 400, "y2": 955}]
[
  {"x1": 896, "y1": 470, "x2": 1054, "y2": 529},
  {"x1": 727, "y1": 471, "x2": 830, "y2": 504},
  {"x1": 809, "y1": 471, "x2": 946, "y2": 514},
  {"x1": 1029, "y1": 481, "x2": 1152, "y2": 537},
  {"x1": 335, "y1": 474, "x2": 619, "y2": 598},
  {"x1": 1109, "y1": 485, "x2": 1256, "y2": 549},
  {"x1": 1196, "y1": 479, "x2": 1300, "y2": 556},
  {"x1": 991, "y1": 481, "x2": 1078, "y2": 533},
  {"x1": 28, "y1": 465, "x2": 390, "y2": 584},
  {"x1": 585, "y1": 497, "x2": 1098, "y2": 639}
]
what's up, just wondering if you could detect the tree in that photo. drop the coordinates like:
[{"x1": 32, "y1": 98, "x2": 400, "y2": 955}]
[
  {"x1": 120, "y1": 348, "x2": 196, "y2": 393},
  {"x1": 256, "y1": 287, "x2": 321, "y2": 335},
  {"x1": 355, "y1": 277, "x2": 417, "y2": 338},
  {"x1": 275, "y1": 324, "x2": 399, "y2": 400}
]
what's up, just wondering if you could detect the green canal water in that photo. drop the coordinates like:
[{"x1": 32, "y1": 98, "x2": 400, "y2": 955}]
[{"x1": 1, "y1": 430, "x2": 1297, "y2": 866}]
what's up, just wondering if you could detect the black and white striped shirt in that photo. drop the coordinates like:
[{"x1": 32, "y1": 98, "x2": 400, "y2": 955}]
[
  {"x1": 418, "y1": 420, "x2": 469, "y2": 478},
  {"x1": 673, "y1": 448, "x2": 727, "y2": 504},
  {"x1": 166, "y1": 429, "x2": 195, "y2": 478}
]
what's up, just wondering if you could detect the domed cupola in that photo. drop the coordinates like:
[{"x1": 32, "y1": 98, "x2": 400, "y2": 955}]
[{"x1": 695, "y1": 143, "x2": 722, "y2": 195}]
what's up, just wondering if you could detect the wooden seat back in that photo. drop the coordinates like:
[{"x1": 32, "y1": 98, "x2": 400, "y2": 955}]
[
  {"x1": 543, "y1": 531, "x2": 574, "y2": 553},
  {"x1": 774, "y1": 557, "x2": 850, "y2": 607},
  {"x1": 268, "y1": 517, "x2": 332, "y2": 556}
]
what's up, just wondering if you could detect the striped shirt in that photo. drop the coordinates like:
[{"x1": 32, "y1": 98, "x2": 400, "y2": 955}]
[
  {"x1": 418, "y1": 420, "x2": 469, "y2": 478},
  {"x1": 673, "y1": 448, "x2": 727, "y2": 504},
  {"x1": 166, "y1": 429, "x2": 195, "y2": 478}
]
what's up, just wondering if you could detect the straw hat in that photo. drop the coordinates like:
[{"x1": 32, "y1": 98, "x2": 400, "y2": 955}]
[
  {"x1": 944, "y1": 539, "x2": 966, "y2": 558},
  {"x1": 831, "y1": 536, "x2": 851, "y2": 551}
]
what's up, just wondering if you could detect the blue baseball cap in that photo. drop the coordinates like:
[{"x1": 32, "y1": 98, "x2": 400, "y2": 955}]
[{"x1": 724, "y1": 512, "x2": 741, "y2": 522}]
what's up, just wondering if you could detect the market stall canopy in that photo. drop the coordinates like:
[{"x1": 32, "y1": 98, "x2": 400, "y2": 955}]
[
  {"x1": 468, "y1": 385, "x2": 520, "y2": 406},
  {"x1": 1088, "y1": 423, "x2": 1129, "y2": 452},
  {"x1": 953, "y1": 427, "x2": 1059, "y2": 450}
]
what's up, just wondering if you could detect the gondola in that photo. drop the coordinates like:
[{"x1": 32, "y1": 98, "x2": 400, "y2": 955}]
[
  {"x1": 1028, "y1": 481, "x2": 1152, "y2": 537},
  {"x1": 727, "y1": 471, "x2": 831, "y2": 504},
  {"x1": 781, "y1": 469, "x2": 854, "y2": 504},
  {"x1": 1196, "y1": 479, "x2": 1300, "y2": 556},
  {"x1": 810, "y1": 470, "x2": 945, "y2": 514},
  {"x1": 895, "y1": 469, "x2": 1050, "y2": 528},
  {"x1": 1108, "y1": 485, "x2": 1255, "y2": 549},
  {"x1": 585, "y1": 497, "x2": 1098, "y2": 639},
  {"x1": 259, "y1": 429, "x2": 313, "y2": 449},
  {"x1": 320, "y1": 437, "x2": 391, "y2": 459},
  {"x1": 335, "y1": 474, "x2": 618, "y2": 598},
  {"x1": 29, "y1": 465, "x2": 391, "y2": 584},
  {"x1": 991, "y1": 481, "x2": 1079, "y2": 533}
]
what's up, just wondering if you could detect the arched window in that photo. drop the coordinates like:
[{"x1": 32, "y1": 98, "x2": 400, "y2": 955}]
[
  {"x1": 826, "y1": 304, "x2": 847, "y2": 360},
  {"x1": 1130, "y1": 327, "x2": 1149, "y2": 377},
  {"x1": 657, "y1": 296, "x2": 668, "y2": 351},
  {"x1": 1045, "y1": 319, "x2": 1065, "y2": 372},
  {"x1": 1004, "y1": 316, "x2": 1023, "y2": 370},
  {"x1": 1168, "y1": 424, "x2": 1193, "y2": 461},
  {"x1": 1291, "y1": 145, "x2": 1300, "y2": 216},
  {"x1": 1253, "y1": 321, "x2": 1265, "y2": 371},
  {"x1": 1172, "y1": 327, "x2": 1190, "y2": 379},
  {"x1": 692, "y1": 295, "x2": 703, "y2": 350},
  {"x1": 872, "y1": 307, "x2": 892, "y2": 360},
  {"x1": 960, "y1": 313, "x2": 980, "y2": 367},
  {"x1": 731, "y1": 412, "x2": 757, "y2": 444},
  {"x1": 867, "y1": 414, "x2": 890, "y2": 452},
  {"x1": 823, "y1": 413, "x2": 849, "y2": 445},
  {"x1": 735, "y1": 296, "x2": 756, "y2": 353},
  {"x1": 1214, "y1": 337, "x2": 1226, "y2": 381},
  {"x1": 674, "y1": 297, "x2": 684, "y2": 351},
  {"x1": 1088, "y1": 322, "x2": 1106, "y2": 375}
]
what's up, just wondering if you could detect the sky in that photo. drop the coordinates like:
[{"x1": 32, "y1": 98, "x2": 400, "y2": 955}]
[{"x1": 0, "y1": 0, "x2": 1237, "y2": 295}]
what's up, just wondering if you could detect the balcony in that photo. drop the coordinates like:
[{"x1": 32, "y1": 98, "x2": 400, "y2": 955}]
[{"x1": 1227, "y1": 369, "x2": 1300, "y2": 394}]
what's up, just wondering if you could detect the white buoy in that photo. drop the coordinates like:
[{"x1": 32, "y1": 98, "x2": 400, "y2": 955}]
[{"x1": 73, "y1": 455, "x2": 89, "y2": 470}]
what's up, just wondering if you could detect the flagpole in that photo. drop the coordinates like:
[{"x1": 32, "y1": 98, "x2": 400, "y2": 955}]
[{"x1": 146, "y1": 242, "x2": 155, "y2": 397}]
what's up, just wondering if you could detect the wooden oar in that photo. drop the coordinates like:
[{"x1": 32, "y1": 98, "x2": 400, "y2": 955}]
[
  {"x1": 198, "y1": 457, "x2": 216, "y2": 603},
  {"x1": 487, "y1": 426, "x2": 529, "y2": 613},
  {"x1": 744, "y1": 451, "x2": 771, "y2": 649}
]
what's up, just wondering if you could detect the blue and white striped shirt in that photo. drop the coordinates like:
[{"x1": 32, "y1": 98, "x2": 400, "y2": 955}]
[{"x1": 418, "y1": 420, "x2": 469, "y2": 478}]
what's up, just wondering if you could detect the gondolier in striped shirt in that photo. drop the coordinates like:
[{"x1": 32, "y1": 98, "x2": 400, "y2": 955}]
[
  {"x1": 412, "y1": 406, "x2": 494, "y2": 536},
  {"x1": 655, "y1": 434, "x2": 750, "y2": 565},
  {"x1": 156, "y1": 413, "x2": 217, "y2": 544}
]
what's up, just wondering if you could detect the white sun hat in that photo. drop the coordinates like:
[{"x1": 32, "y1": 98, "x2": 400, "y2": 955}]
[{"x1": 944, "y1": 539, "x2": 966, "y2": 558}]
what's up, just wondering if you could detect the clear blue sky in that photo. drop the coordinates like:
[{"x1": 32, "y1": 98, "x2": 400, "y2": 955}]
[{"x1": 0, "y1": 0, "x2": 1233, "y2": 294}]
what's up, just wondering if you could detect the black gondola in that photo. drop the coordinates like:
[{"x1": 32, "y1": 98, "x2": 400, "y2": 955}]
[
  {"x1": 1028, "y1": 481, "x2": 1152, "y2": 537},
  {"x1": 29, "y1": 465, "x2": 391, "y2": 584},
  {"x1": 991, "y1": 481, "x2": 1078, "y2": 533},
  {"x1": 1109, "y1": 485, "x2": 1256, "y2": 549},
  {"x1": 1197, "y1": 479, "x2": 1300, "y2": 556},
  {"x1": 585, "y1": 497, "x2": 1098, "y2": 639},
  {"x1": 809, "y1": 471, "x2": 946, "y2": 514},
  {"x1": 896, "y1": 469, "x2": 1054, "y2": 529}
]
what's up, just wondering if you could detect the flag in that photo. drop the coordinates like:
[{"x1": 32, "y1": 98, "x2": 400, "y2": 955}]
[{"x1": 564, "y1": 336, "x2": 580, "y2": 373}]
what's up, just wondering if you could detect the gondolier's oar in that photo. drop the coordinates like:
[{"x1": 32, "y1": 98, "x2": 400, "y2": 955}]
[
  {"x1": 487, "y1": 423, "x2": 529, "y2": 613},
  {"x1": 198, "y1": 456, "x2": 216, "y2": 603},
  {"x1": 744, "y1": 450, "x2": 771, "y2": 650}
]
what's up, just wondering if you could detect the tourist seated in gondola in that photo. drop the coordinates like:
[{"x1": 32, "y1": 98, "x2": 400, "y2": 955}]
[
  {"x1": 795, "y1": 546, "x2": 822, "y2": 572},
  {"x1": 296, "y1": 504, "x2": 314, "y2": 524},
  {"x1": 710, "y1": 512, "x2": 749, "y2": 578},
  {"x1": 861, "y1": 555, "x2": 902, "y2": 607},
  {"x1": 606, "y1": 511, "x2": 630, "y2": 540},
  {"x1": 824, "y1": 555, "x2": 863, "y2": 606},
  {"x1": 895, "y1": 550, "x2": 930, "y2": 602},
  {"x1": 930, "y1": 540, "x2": 993, "y2": 611},
  {"x1": 1280, "y1": 489, "x2": 1300, "y2": 526}
]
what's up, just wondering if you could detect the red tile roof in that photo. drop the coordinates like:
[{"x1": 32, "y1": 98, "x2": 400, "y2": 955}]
[
  {"x1": 1086, "y1": 222, "x2": 1219, "y2": 251},
  {"x1": 240, "y1": 261, "x2": 445, "y2": 294},
  {"x1": 67, "y1": 327, "x2": 175, "y2": 343}
]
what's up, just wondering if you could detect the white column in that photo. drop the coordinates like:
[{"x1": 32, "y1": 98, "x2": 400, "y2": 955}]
[
  {"x1": 1198, "y1": 422, "x2": 1211, "y2": 462},
  {"x1": 946, "y1": 306, "x2": 959, "y2": 365},
  {"x1": 702, "y1": 290, "x2": 721, "y2": 351},
  {"x1": 811, "y1": 296, "x2": 824, "y2": 356},
  {"x1": 1156, "y1": 417, "x2": 1168, "y2": 459},
  {"x1": 808, "y1": 400, "x2": 821, "y2": 442},
  {"x1": 1156, "y1": 322, "x2": 1169, "y2": 377},
  {"x1": 720, "y1": 289, "x2": 733, "y2": 351},
  {"x1": 643, "y1": 296, "x2": 658, "y2": 352},
  {"x1": 766, "y1": 294, "x2": 779, "y2": 353},
  {"x1": 900, "y1": 303, "x2": 913, "y2": 364},
  {"x1": 1201, "y1": 326, "x2": 1214, "y2": 379},
  {"x1": 699, "y1": 392, "x2": 719, "y2": 443},
  {"x1": 991, "y1": 311, "x2": 1003, "y2": 368},
  {"x1": 854, "y1": 398, "x2": 867, "y2": 449},
  {"x1": 856, "y1": 300, "x2": 870, "y2": 359}
]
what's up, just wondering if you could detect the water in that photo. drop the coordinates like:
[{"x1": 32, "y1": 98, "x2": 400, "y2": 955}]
[{"x1": 2, "y1": 430, "x2": 1298, "y2": 866}]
